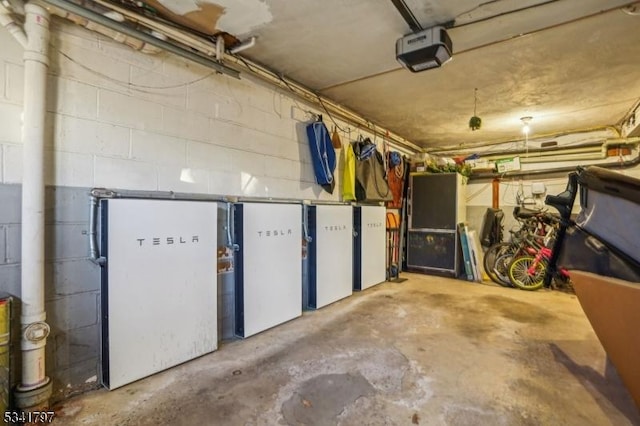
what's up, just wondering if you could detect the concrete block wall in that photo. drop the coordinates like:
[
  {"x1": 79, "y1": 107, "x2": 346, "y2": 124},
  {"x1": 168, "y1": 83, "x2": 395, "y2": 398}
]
[
  {"x1": 0, "y1": 185, "x2": 99, "y2": 402},
  {"x1": 1, "y1": 18, "x2": 405, "y2": 401}
]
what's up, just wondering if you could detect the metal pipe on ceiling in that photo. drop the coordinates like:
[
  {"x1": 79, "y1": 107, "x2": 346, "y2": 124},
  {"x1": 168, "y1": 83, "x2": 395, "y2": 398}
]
[
  {"x1": 41, "y1": 0, "x2": 240, "y2": 79},
  {"x1": 469, "y1": 152, "x2": 640, "y2": 180},
  {"x1": 426, "y1": 126, "x2": 622, "y2": 155}
]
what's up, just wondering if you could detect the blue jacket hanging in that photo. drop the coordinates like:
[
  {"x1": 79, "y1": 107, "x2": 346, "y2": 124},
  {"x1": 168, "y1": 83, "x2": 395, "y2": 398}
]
[{"x1": 306, "y1": 120, "x2": 336, "y2": 194}]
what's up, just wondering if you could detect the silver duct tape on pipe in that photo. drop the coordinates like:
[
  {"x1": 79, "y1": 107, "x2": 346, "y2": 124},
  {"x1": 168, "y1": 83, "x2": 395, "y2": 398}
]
[{"x1": 41, "y1": 0, "x2": 240, "y2": 79}]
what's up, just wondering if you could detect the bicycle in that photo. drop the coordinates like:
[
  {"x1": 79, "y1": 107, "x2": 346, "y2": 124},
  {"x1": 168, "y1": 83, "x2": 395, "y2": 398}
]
[
  {"x1": 484, "y1": 207, "x2": 558, "y2": 287},
  {"x1": 507, "y1": 222, "x2": 571, "y2": 291}
]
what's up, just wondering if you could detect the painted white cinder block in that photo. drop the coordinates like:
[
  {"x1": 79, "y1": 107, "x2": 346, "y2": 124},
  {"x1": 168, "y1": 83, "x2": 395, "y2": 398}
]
[
  {"x1": 209, "y1": 170, "x2": 241, "y2": 195},
  {"x1": 238, "y1": 174, "x2": 267, "y2": 197},
  {"x1": 274, "y1": 139, "x2": 306, "y2": 163},
  {"x1": 186, "y1": 86, "x2": 227, "y2": 117},
  {"x1": 96, "y1": 37, "x2": 163, "y2": 71},
  {"x1": 260, "y1": 177, "x2": 299, "y2": 199},
  {"x1": 0, "y1": 31, "x2": 23, "y2": 64},
  {"x1": 186, "y1": 141, "x2": 233, "y2": 172},
  {"x1": 0, "y1": 145, "x2": 3, "y2": 183},
  {"x1": 48, "y1": 76, "x2": 98, "y2": 119},
  {"x1": 162, "y1": 106, "x2": 210, "y2": 143},
  {"x1": 51, "y1": 41, "x2": 131, "y2": 95},
  {"x1": 157, "y1": 165, "x2": 209, "y2": 194},
  {"x1": 129, "y1": 66, "x2": 187, "y2": 109},
  {"x1": 262, "y1": 113, "x2": 294, "y2": 140},
  {"x1": 241, "y1": 128, "x2": 279, "y2": 156},
  {"x1": 0, "y1": 20, "x2": 393, "y2": 200},
  {"x1": 47, "y1": 150, "x2": 94, "y2": 187},
  {"x1": 0, "y1": 62, "x2": 5, "y2": 100},
  {"x1": 5, "y1": 62, "x2": 23, "y2": 105},
  {"x1": 50, "y1": 21, "x2": 101, "y2": 51},
  {"x1": 98, "y1": 89, "x2": 163, "y2": 131},
  {"x1": 0, "y1": 103, "x2": 21, "y2": 144},
  {"x1": 214, "y1": 96, "x2": 244, "y2": 123},
  {"x1": 131, "y1": 130, "x2": 186, "y2": 166},
  {"x1": 162, "y1": 56, "x2": 213, "y2": 83},
  {"x1": 264, "y1": 156, "x2": 297, "y2": 181},
  {"x1": 209, "y1": 120, "x2": 245, "y2": 148},
  {"x1": 247, "y1": 85, "x2": 279, "y2": 114},
  {"x1": 299, "y1": 162, "x2": 317, "y2": 183},
  {"x1": 56, "y1": 115, "x2": 129, "y2": 158},
  {"x1": 232, "y1": 150, "x2": 266, "y2": 177},
  {"x1": 241, "y1": 106, "x2": 266, "y2": 132},
  {"x1": 3, "y1": 144, "x2": 22, "y2": 183},
  {"x1": 94, "y1": 156, "x2": 157, "y2": 191}
]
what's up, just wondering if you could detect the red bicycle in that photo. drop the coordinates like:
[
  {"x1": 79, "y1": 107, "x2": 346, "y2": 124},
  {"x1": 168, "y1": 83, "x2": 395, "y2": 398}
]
[{"x1": 507, "y1": 227, "x2": 571, "y2": 291}]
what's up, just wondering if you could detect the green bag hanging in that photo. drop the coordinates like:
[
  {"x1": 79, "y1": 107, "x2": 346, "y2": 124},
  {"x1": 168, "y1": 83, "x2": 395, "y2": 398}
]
[{"x1": 342, "y1": 143, "x2": 356, "y2": 201}]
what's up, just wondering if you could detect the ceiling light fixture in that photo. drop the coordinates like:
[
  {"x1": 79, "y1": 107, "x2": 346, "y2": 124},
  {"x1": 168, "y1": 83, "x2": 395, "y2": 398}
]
[{"x1": 521, "y1": 116, "x2": 533, "y2": 135}]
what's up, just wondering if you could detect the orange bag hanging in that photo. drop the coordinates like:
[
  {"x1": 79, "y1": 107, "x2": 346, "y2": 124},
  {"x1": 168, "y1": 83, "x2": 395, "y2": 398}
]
[{"x1": 386, "y1": 155, "x2": 405, "y2": 209}]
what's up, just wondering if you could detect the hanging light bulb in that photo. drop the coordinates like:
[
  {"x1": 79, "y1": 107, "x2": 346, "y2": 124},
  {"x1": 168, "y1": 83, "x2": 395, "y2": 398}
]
[{"x1": 521, "y1": 116, "x2": 532, "y2": 135}]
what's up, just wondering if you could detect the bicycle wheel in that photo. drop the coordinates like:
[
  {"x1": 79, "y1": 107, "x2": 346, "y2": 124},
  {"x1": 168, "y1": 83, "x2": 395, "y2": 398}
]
[
  {"x1": 494, "y1": 250, "x2": 516, "y2": 287},
  {"x1": 508, "y1": 255, "x2": 546, "y2": 291},
  {"x1": 483, "y1": 243, "x2": 512, "y2": 287}
]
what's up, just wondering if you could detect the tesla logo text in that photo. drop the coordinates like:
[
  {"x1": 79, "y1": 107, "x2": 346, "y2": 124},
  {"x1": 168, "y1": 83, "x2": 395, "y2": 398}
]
[
  {"x1": 324, "y1": 225, "x2": 348, "y2": 232},
  {"x1": 137, "y1": 236, "x2": 199, "y2": 246},
  {"x1": 366, "y1": 222, "x2": 383, "y2": 228},
  {"x1": 257, "y1": 229, "x2": 293, "y2": 237}
]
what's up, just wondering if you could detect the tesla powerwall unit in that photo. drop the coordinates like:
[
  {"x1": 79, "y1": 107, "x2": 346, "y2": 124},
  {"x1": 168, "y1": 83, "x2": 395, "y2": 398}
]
[
  {"x1": 100, "y1": 199, "x2": 218, "y2": 390},
  {"x1": 307, "y1": 205, "x2": 353, "y2": 309},
  {"x1": 234, "y1": 203, "x2": 302, "y2": 338},
  {"x1": 353, "y1": 206, "x2": 386, "y2": 290}
]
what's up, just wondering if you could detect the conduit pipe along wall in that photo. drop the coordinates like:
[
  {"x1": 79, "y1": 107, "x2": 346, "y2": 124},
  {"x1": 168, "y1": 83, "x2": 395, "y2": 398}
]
[
  {"x1": 12, "y1": 1, "x2": 53, "y2": 410},
  {"x1": 48, "y1": 6, "x2": 162, "y2": 54}
]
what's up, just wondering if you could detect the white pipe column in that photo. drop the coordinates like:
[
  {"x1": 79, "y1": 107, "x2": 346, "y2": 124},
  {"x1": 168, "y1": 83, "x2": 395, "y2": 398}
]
[{"x1": 15, "y1": 1, "x2": 53, "y2": 409}]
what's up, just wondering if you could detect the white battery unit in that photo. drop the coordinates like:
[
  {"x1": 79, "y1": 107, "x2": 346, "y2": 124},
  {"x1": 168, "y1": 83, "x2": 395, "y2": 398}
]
[
  {"x1": 234, "y1": 203, "x2": 302, "y2": 338},
  {"x1": 353, "y1": 206, "x2": 387, "y2": 290},
  {"x1": 307, "y1": 205, "x2": 353, "y2": 309},
  {"x1": 101, "y1": 199, "x2": 218, "y2": 390}
]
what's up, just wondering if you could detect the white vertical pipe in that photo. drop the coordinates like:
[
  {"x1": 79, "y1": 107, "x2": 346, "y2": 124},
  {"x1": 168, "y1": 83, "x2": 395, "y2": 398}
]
[
  {"x1": 18, "y1": 2, "x2": 51, "y2": 393},
  {"x1": 0, "y1": 6, "x2": 28, "y2": 47}
]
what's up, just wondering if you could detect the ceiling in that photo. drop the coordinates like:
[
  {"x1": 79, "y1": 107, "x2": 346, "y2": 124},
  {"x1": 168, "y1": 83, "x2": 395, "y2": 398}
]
[{"x1": 113, "y1": 0, "x2": 640, "y2": 151}]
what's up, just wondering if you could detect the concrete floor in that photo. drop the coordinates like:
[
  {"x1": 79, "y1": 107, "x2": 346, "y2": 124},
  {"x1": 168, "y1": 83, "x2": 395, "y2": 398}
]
[{"x1": 53, "y1": 274, "x2": 639, "y2": 425}]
